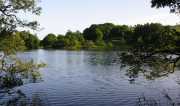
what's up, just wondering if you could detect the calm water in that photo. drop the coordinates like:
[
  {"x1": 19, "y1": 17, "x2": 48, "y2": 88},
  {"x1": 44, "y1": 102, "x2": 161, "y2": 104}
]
[{"x1": 1, "y1": 49, "x2": 180, "y2": 106}]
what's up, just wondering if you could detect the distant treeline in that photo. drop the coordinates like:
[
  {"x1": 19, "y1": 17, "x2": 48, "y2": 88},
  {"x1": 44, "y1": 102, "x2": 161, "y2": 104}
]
[{"x1": 0, "y1": 23, "x2": 180, "y2": 51}]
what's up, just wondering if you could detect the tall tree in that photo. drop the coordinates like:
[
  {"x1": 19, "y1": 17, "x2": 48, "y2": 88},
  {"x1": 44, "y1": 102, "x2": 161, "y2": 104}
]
[
  {"x1": 83, "y1": 25, "x2": 103, "y2": 41},
  {"x1": 41, "y1": 33, "x2": 57, "y2": 48},
  {"x1": 0, "y1": 32, "x2": 26, "y2": 54},
  {"x1": 19, "y1": 31, "x2": 40, "y2": 49},
  {"x1": 131, "y1": 23, "x2": 164, "y2": 52}
]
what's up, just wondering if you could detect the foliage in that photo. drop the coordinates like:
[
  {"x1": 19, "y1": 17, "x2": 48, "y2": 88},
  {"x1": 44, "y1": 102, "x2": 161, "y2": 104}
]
[
  {"x1": 83, "y1": 23, "x2": 115, "y2": 42},
  {"x1": 109, "y1": 25, "x2": 132, "y2": 40},
  {"x1": 128, "y1": 23, "x2": 180, "y2": 53},
  {"x1": 63, "y1": 31, "x2": 84, "y2": 50},
  {"x1": 131, "y1": 23, "x2": 163, "y2": 51},
  {"x1": 19, "y1": 31, "x2": 40, "y2": 49},
  {"x1": 0, "y1": 32, "x2": 26, "y2": 55},
  {"x1": 175, "y1": 25, "x2": 180, "y2": 32},
  {"x1": 52, "y1": 31, "x2": 85, "y2": 50},
  {"x1": 151, "y1": 0, "x2": 180, "y2": 14},
  {"x1": 83, "y1": 41, "x2": 97, "y2": 49},
  {"x1": 0, "y1": 31, "x2": 40, "y2": 52},
  {"x1": 41, "y1": 33, "x2": 57, "y2": 48},
  {"x1": 53, "y1": 34, "x2": 66, "y2": 49},
  {"x1": 0, "y1": 0, "x2": 41, "y2": 32},
  {"x1": 0, "y1": 53, "x2": 46, "y2": 88},
  {"x1": 83, "y1": 25, "x2": 103, "y2": 42},
  {"x1": 92, "y1": 23, "x2": 115, "y2": 41}
]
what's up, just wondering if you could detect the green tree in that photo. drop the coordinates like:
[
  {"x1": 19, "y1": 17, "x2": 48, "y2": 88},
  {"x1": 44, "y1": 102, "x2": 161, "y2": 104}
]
[
  {"x1": 53, "y1": 34, "x2": 65, "y2": 49},
  {"x1": 66, "y1": 30, "x2": 85, "y2": 43},
  {"x1": 0, "y1": 32, "x2": 26, "y2": 54},
  {"x1": 94, "y1": 23, "x2": 115, "y2": 41},
  {"x1": 131, "y1": 23, "x2": 164, "y2": 52},
  {"x1": 160, "y1": 26, "x2": 179, "y2": 50},
  {"x1": 51, "y1": 31, "x2": 85, "y2": 50},
  {"x1": 63, "y1": 30, "x2": 84, "y2": 50},
  {"x1": 94, "y1": 28, "x2": 103, "y2": 41},
  {"x1": 126, "y1": 23, "x2": 180, "y2": 53},
  {"x1": 108, "y1": 25, "x2": 132, "y2": 50},
  {"x1": 19, "y1": 31, "x2": 40, "y2": 49},
  {"x1": 109, "y1": 25, "x2": 132, "y2": 41},
  {"x1": 83, "y1": 23, "x2": 115, "y2": 41},
  {"x1": 83, "y1": 25, "x2": 103, "y2": 41},
  {"x1": 41, "y1": 33, "x2": 57, "y2": 48}
]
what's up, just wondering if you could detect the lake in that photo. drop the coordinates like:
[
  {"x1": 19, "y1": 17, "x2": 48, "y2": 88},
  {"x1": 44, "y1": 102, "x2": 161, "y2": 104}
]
[{"x1": 1, "y1": 49, "x2": 180, "y2": 106}]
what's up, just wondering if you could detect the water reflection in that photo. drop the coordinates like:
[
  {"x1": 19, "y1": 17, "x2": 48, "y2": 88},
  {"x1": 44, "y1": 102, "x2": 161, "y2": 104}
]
[
  {"x1": 0, "y1": 89, "x2": 44, "y2": 106},
  {"x1": 120, "y1": 52, "x2": 180, "y2": 81},
  {"x1": 119, "y1": 52, "x2": 180, "y2": 106},
  {"x1": 85, "y1": 51, "x2": 120, "y2": 65}
]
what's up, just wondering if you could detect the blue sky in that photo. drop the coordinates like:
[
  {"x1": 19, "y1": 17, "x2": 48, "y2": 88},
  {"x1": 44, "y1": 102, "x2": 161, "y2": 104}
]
[{"x1": 34, "y1": 0, "x2": 179, "y2": 39}]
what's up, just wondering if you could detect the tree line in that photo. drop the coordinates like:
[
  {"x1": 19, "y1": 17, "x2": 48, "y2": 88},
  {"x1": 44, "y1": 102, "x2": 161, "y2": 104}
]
[{"x1": 1, "y1": 23, "x2": 179, "y2": 51}]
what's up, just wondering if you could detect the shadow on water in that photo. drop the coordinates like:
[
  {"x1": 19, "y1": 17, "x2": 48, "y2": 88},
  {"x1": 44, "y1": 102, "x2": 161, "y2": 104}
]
[{"x1": 119, "y1": 52, "x2": 180, "y2": 106}]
